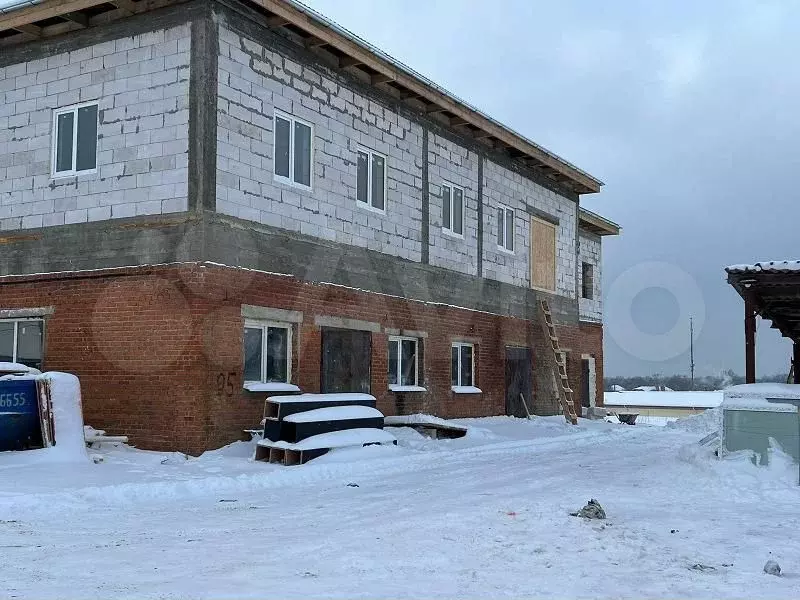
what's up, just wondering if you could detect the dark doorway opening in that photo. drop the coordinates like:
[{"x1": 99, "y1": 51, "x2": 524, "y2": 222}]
[
  {"x1": 581, "y1": 358, "x2": 591, "y2": 408},
  {"x1": 505, "y1": 346, "x2": 532, "y2": 418},
  {"x1": 321, "y1": 328, "x2": 372, "y2": 394}
]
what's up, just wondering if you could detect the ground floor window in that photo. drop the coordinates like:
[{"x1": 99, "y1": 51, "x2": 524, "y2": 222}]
[
  {"x1": 0, "y1": 319, "x2": 44, "y2": 370},
  {"x1": 243, "y1": 321, "x2": 291, "y2": 384},
  {"x1": 451, "y1": 342, "x2": 474, "y2": 388},
  {"x1": 388, "y1": 336, "x2": 419, "y2": 387}
]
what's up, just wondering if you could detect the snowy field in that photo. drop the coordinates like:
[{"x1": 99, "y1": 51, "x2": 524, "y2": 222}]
[{"x1": 2, "y1": 413, "x2": 799, "y2": 599}]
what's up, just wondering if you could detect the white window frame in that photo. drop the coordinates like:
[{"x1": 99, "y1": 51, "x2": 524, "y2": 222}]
[
  {"x1": 497, "y1": 204, "x2": 515, "y2": 254},
  {"x1": 388, "y1": 335, "x2": 419, "y2": 388},
  {"x1": 355, "y1": 145, "x2": 388, "y2": 213},
  {"x1": 273, "y1": 110, "x2": 314, "y2": 191},
  {"x1": 243, "y1": 320, "x2": 293, "y2": 384},
  {"x1": 0, "y1": 318, "x2": 44, "y2": 365},
  {"x1": 441, "y1": 182, "x2": 465, "y2": 238},
  {"x1": 451, "y1": 342, "x2": 475, "y2": 388},
  {"x1": 51, "y1": 101, "x2": 99, "y2": 178}
]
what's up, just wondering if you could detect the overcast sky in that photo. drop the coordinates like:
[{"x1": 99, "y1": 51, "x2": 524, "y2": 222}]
[{"x1": 305, "y1": 0, "x2": 798, "y2": 378}]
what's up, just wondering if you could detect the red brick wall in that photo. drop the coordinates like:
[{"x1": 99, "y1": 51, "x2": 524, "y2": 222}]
[{"x1": 0, "y1": 263, "x2": 607, "y2": 453}]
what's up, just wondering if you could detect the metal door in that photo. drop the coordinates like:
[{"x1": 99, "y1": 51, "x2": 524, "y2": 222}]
[
  {"x1": 505, "y1": 347, "x2": 532, "y2": 417},
  {"x1": 321, "y1": 328, "x2": 372, "y2": 394}
]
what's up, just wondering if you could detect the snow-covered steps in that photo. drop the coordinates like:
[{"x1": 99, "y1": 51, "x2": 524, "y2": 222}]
[
  {"x1": 264, "y1": 405, "x2": 385, "y2": 444},
  {"x1": 384, "y1": 414, "x2": 468, "y2": 439},
  {"x1": 256, "y1": 428, "x2": 397, "y2": 465}
]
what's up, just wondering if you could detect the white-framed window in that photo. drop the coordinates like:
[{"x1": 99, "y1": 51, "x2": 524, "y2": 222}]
[
  {"x1": 451, "y1": 342, "x2": 475, "y2": 388},
  {"x1": 243, "y1": 321, "x2": 292, "y2": 384},
  {"x1": 0, "y1": 319, "x2": 44, "y2": 370},
  {"x1": 273, "y1": 111, "x2": 313, "y2": 189},
  {"x1": 52, "y1": 102, "x2": 98, "y2": 177},
  {"x1": 356, "y1": 146, "x2": 386, "y2": 212},
  {"x1": 497, "y1": 205, "x2": 514, "y2": 253},
  {"x1": 388, "y1": 336, "x2": 419, "y2": 387},
  {"x1": 441, "y1": 183, "x2": 464, "y2": 237}
]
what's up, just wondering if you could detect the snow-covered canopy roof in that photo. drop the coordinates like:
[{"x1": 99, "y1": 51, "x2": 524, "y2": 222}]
[
  {"x1": 726, "y1": 261, "x2": 800, "y2": 274},
  {"x1": 726, "y1": 260, "x2": 800, "y2": 342}
]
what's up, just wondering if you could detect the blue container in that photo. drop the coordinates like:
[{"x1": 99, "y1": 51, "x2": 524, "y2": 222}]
[{"x1": 0, "y1": 378, "x2": 43, "y2": 451}]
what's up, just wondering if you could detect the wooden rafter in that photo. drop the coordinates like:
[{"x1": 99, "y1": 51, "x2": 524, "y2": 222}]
[
  {"x1": 62, "y1": 11, "x2": 89, "y2": 27},
  {"x1": 0, "y1": 0, "x2": 106, "y2": 31},
  {"x1": 108, "y1": 0, "x2": 138, "y2": 15},
  {"x1": 338, "y1": 55, "x2": 364, "y2": 69},
  {"x1": 14, "y1": 23, "x2": 42, "y2": 37},
  {"x1": 248, "y1": 0, "x2": 601, "y2": 193},
  {"x1": 267, "y1": 15, "x2": 290, "y2": 27}
]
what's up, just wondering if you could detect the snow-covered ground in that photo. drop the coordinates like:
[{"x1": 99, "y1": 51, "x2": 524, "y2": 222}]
[{"x1": 2, "y1": 414, "x2": 799, "y2": 599}]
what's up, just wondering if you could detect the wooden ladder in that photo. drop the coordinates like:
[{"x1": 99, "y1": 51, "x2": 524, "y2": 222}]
[{"x1": 539, "y1": 300, "x2": 578, "y2": 425}]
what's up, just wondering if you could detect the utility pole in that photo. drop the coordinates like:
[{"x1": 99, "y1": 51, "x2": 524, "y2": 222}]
[{"x1": 689, "y1": 317, "x2": 695, "y2": 390}]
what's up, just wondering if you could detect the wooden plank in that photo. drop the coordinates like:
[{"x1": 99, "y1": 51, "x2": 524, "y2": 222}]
[
  {"x1": 14, "y1": 23, "x2": 42, "y2": 37},
  {"x1": 530, "y1": 217, "x2": 556, "y2": 292},
  {"x1": 267, "y1": 15, "x2": 290, "y2": 27},
  {"x1": 371, "y1": 73, "x2": 393, "y2": 85},
  {"x1": 339, "y1": 55, "x2": 364, "y2": 69},
  {"x1": 249, "y1": 0, "x2": 601, "y2": 193},
  {"x1": 0, "y1": 0, "x2": 108, "y2": 31}
]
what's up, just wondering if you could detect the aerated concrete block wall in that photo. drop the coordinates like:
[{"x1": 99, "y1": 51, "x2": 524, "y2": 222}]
[
  {"x1": 0, "y1": 25, "x2": 191, "y2": 231},
  {"x1": 427, "y1": 133, "x2": 480, "y2": 276},
  {"x1": 215, "y1": 22, "x2": 424, "y2": 262},
  {"x1": 579, "y1": 229, "x2": 602, "y2": 322},
  {"x1": 483, "y1": 159, "x2": 577, "y2": 294}
]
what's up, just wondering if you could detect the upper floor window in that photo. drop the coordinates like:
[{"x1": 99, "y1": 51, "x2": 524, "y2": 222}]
[
  {"x1": 243, "y1": 321, "x2": 292, "y2": 384},
  {"x1": 442, "y1": 183, "x2": 464, "y2": 236},
  {"x1": 0, "y1": 319, "x2": 44, "y2": 371},
  {"x1": 388, "y1": 336, "x2": 419, "y2": 388},
  {"x1": 274, "y1": 111, "x2": 312, "y2": 189},
  {"x1": 497, "y1": 205, "x2": 514, "y2": 253},
  {"x1": 52, "y1": 102, "x2": 98, "y2": 177},
  {"x1": 356, "y1": 147, "x2": 386, "y2": 212},
  {"x1": 582, "y1": 262, "x2": 594, "y2": 299}
]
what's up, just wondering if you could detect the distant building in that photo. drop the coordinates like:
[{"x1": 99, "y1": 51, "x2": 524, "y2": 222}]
[
  {"x1": 0, "y1": 0, "x2": 620, "y2": 452},
  {"x1": 604, "y1": 391, "x2": 721, "y2": 421}
]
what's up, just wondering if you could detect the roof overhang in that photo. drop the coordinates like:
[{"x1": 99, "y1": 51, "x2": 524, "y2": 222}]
[
  {"x1": 727, "y1": 261, "x2": 800, "y2": 343},
  {"x1": 578, "y1": 208, "x2": 620, "y2": 236},
  {"x1": 0, "y1": 0, "x2": 604, "y2": 195}
]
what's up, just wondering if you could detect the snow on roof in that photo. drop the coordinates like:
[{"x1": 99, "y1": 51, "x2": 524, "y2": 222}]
[
  {"x1": 283, "y1": 406, "x2": 383, "y2": 423},
  {"x1": 722, "y1": 384, "x2": 800, "y2": 412},
  {"x1": 603, "y1": 391, "x2": 722, "y2": 409},
  {"x1": 725, "y1": 261, "x2": 800, "y2": 273}
]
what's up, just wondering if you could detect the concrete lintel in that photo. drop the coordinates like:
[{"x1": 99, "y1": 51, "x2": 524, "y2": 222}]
[
  {"x1": 0, "y1": 306, "x2": 55, "y2": 319},
  {"x1": 241, "y1": 304, "x2": 303, "y2": 323},
  {"x1": 385, "y1": 328, "x2": 428, "y2": 338},
  {"x1": 526, "y1": 206, "x2": 559, "y2": 226},
  {"x1": 451, "y1": 336, "x2": 481, "y2": 345},
  {"x1": 315, "y1": 315, "x2": 380, "y2": 333}
]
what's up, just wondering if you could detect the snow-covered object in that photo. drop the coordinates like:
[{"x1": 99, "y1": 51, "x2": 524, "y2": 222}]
[
  {"x1": 764, "y1": 560, "x2": 781, "y2": 576},
  {"x1": 726, "y1": 261, "x2": 800, "y2": 273},
  {"x1": 257, "y1": 428, "x2": 396, "y2": 451},
  {"x1": 243, "y1": 382, "x2": 301, "y2": 393},
  {"x1": 266, "y1": 393, "x2": 376, "y2": 404},
  {"x1": 723, "y1": 384, "x2": 800, "y2": 412},
  {"x1": 632, "y1": 385, "x2": 674, "y2": 392},
  {"x1": 451, "y1": 386, "x2": 482, "y2": 394},
  {"x1": 40, "y1": 373, "x2": 88, "y2": 461},
  {"x1": 668, "y1": 408, "x2": 722, "y2": 434},
  {"x1": 384, "y1": 413, "x2": 468, "y2": 431},
  {"x1": 604, "y1": 391, "x2": 722, "y2": 409},
  {"x1": 283, "y1": 406, "x2": 384, "y2": 423},
  {"x1": 0, "y1": 362, "x2": 41, "y2": 376},
  {"x1": 610, "y1": 384, "x2": 626, "y2": 392}
]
